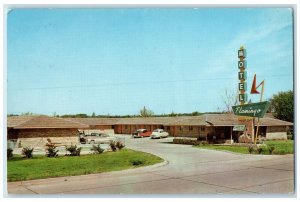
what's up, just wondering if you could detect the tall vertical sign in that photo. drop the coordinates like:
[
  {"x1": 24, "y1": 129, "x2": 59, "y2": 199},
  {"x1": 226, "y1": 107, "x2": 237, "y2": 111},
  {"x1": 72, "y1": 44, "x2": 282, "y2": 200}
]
[
  {"x1": 233, "y1": 47, "x2": 270, "y2": 144},
  {"x1": 237, "y1": 46, "x2": 253, "y2": 143},
  {"x1": 238, "y1": 47, "x2": 247, "y2": 105}
]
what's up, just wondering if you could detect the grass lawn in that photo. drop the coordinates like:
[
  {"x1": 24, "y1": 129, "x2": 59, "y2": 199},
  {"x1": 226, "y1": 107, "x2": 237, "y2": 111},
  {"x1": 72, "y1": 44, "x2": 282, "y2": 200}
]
[
  {"x1": 7, "y1": 149, "x2": 163, "y2": 182},
  {"x1": 194, "y1": 140, "x2": 294, "y2": 155}
]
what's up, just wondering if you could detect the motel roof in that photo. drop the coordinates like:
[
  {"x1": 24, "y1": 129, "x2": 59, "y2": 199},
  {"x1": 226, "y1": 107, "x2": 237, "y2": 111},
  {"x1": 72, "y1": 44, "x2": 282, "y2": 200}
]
[
  {"x1": 205, "y1": 114, "x2": 293, "y2": 127},
  {"x1": 67, "y1": 114, "x2": 293, "y2": 127},
  {"x1": 65, "y1": 118, "x2": 121, "y2": 126},
  {"x1": 7, "y1": 116, "x2": 37, "y2": 128},
  {"x1": 113, "y1": 116, "x2": 205, "y2": 125},
  {"x1": 8, "y1": 115, "x2": 89, "y2": 129},
  {"x1": 8, "y1": 114, "x2": 293, "y2": 129}
]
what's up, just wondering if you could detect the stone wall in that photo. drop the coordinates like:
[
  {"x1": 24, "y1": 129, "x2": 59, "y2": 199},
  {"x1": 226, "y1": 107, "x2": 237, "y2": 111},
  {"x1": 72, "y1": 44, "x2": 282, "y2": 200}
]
[
  {"x1": 16, "y1": 137, "x2": 79, "y2": 149},
  {"x1": 266, "y1": 132, "x2": 287, "y2": 140},
  {"x1": 10, "y1": 128, "x2": 79, "y2": 149},
  {"x1": 104, "y1": 129, "x2": 115, "y2": 135}
]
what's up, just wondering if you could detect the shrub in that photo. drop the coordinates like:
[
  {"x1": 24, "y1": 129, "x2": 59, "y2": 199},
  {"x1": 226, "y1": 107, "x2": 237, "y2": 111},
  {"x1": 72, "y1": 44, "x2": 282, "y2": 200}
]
[
  {"x1": 91, "y1": 144, "x2": 104, "y2": 154},
  {"x1": 116, "y1": 141, "x2": 125, "y2": 150},
  {"x1": 110, "y1": 141, "x2": 117, "y2": 152},
  {"x1": 173, "y1": 138, "x2": 200, "y2": 145},
  {"x1": 65, "y1": 144, "x2": 81, "y2": 156},
  {"x1": 79, "y1": 137, "x2": 86, "y2": 143},
  {"x1": 22, "y1": 147, "x2": 34, "y2": 158},
  {"x1": 7, "y1": 148, "x2": 13, "y2": 159},
  {"x1": 257, "y1": 147, "x2": 264, "y2": 154},
  {"x1": 45, "y1": 139, "x2": 59, "y2": 157},
  {"x1": 268, "y1": 146, "x2": 275, "y2": 154},
  {"x1": 257, "y1": 144, "x2": 268, "y2": 154},
  {"x1": 287, "y1": 135, "x2": 293, "y2": 140},
  {"x1": 131, "y1": 159, "x2": 144, "y2": 166},
  {"x1": 248, "y1": 146, "x2": 255, "y2": 154}
]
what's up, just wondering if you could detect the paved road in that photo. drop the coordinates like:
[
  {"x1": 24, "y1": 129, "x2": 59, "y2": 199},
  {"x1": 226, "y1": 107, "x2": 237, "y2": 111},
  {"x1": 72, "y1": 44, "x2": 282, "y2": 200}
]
[{"x1": 7, "y1": 135, "x2": 294, "y2": 196}]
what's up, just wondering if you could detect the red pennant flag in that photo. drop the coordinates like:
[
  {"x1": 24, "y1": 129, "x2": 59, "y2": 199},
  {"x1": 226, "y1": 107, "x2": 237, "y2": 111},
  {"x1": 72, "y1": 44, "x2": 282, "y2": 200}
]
[{"x1": 251, "y1": 74, "x2": 260, "y2": 94}]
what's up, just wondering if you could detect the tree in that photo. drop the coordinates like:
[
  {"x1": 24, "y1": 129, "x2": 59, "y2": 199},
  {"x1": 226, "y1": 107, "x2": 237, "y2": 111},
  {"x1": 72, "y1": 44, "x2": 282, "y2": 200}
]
[
  {"x1": 191, "y1": 111, "x2": 201, "y2": 116},
  {"x1": 52, "y1": 112, "x2": 59, "y2": 117},
  {"x1": 169, "y1": 111, "x2": 177, "y2": 117},
  {"x1": 91, "y1": 112, "x2": 96, "y2": 117},
  {"x1": 269, "y1": 90, "x2": 293, "y2": 122},
  {"x1": 21, "y1": 112, "x2": 33, "y2": 116},
  {"x1": 139, "y1": 106, "x2": 154, "y2": 117},
  {"x1": 219, "y1": 89, "x2": 238, "y2": 113}
]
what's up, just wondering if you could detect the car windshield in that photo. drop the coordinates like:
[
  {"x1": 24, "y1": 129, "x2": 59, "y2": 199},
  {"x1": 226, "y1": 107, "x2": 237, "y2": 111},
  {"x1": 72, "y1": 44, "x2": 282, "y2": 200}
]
[
  {"x1": 153, "y1": 129, "x2": 159, "y2": 132},
  {"x1": 90, "y1": 133, "x2": 98, "y2": 136}
]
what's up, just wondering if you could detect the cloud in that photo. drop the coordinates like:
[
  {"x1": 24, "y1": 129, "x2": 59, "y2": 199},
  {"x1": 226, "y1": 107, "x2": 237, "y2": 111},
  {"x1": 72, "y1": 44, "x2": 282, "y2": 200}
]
[{"x1": 200, "y1": 10, "x2": 293, "y2": 77}]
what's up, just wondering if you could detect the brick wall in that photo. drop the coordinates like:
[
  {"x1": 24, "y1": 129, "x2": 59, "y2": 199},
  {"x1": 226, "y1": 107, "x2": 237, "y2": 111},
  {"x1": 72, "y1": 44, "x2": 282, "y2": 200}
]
[
  {"x1": 18, "y1": 128, "x2": 78, "y2": 138},
  {"x1": 267, "y1": 126, "x2": 287, "y2": 133},
  {"x1": 89, "y1": 125, "x2": 113, "y2": 130},
  {"x1": 176, "y1": 126, "x2": 201, "y2": 138},
  {"x1": 7, "y1": 128, "x2": 19, "y2": 139},
  {"x1": 115, "y1": 125, "x2": 162, "y2": 134}
]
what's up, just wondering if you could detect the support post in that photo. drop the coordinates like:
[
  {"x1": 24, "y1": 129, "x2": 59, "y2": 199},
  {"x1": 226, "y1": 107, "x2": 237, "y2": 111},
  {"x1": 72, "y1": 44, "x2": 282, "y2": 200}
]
[
  {"x1": 230, "y1": 126, "x2": 233, "y2": 144},
  {"x1": 254, "y1": 80, "x2": 265, "y2": 144}
]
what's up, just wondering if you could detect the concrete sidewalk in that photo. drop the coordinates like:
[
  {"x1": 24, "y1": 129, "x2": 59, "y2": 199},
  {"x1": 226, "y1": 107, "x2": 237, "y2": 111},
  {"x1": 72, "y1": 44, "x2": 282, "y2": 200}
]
[{"x1": 7, "y1": 135, "x2": 295, "y2": 196}]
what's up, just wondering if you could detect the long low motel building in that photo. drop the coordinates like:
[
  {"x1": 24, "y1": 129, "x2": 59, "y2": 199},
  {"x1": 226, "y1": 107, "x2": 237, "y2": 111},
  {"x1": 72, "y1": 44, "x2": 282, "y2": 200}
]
[
  {"x1": 67, "y1": 114, "x2": 293, "y2": 141},
  {"x1": 8, "y1": 114, "x2": 293, "y2": 148}
]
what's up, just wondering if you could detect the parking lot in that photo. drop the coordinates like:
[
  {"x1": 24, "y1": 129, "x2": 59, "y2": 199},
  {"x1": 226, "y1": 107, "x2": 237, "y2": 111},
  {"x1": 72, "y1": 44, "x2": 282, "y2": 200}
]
[{"x1": 7, "y1": 134, "x2": 294, "y2": 195}]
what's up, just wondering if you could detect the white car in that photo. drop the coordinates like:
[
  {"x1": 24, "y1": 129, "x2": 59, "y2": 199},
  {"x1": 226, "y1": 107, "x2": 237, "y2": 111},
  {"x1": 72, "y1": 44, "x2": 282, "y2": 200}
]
[
  {"x1": 150, "y1": 129, "x2": 169, "y2": 139},
  {"x1": 83, "y1": 133, "x2": 117, "y2": 144}
]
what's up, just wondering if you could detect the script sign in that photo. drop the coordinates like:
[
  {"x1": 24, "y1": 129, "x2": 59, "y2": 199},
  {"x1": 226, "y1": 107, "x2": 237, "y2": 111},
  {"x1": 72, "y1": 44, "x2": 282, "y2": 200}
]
[{"x1": 232, "y1": 101, "x2": 270, "y2": 118}]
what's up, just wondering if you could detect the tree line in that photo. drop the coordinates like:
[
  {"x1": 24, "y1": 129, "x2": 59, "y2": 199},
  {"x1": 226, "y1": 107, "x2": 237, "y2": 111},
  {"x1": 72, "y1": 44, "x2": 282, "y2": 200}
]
[{"x1": 8, "y1": 90, "x2": 293, "y2": 122}]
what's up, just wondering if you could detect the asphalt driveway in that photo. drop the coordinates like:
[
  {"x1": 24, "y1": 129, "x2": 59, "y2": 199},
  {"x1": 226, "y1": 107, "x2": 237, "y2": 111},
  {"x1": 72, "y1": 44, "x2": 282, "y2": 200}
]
[{"x1": 7, "y1": 135, "x2": 294, "y2": 196}]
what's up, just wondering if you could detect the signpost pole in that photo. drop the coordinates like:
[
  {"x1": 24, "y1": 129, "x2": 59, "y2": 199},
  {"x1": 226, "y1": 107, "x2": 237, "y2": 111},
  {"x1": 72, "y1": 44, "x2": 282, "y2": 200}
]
[
  {"x1": 254, "y1": 81, "x2": 265, "y2": 144},
  {"x1": 230, "y1": 126, "x2": 233, "y2": 144}
]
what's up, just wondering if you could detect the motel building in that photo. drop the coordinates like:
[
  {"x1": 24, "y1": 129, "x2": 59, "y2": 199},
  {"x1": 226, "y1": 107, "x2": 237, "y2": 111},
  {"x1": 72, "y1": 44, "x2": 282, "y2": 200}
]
[{"x1": 7, "y1": 114, "x2": 292, "y2": 148}]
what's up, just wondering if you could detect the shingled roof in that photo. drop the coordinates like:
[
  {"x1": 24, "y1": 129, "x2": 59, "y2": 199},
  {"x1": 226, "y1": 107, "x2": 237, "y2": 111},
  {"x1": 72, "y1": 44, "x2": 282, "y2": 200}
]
[
  {"x1": 7, "y1": 116, "x2": 37, "y2": 128},
  {"x1": 205, "y1": 114, "x2": 293, "y2": 126},
  {"x1": 114, "y1": 117, "x2": 178, "y2": 125},
  {"x1": 8, "y1": 115, "x2": 89, "y2": 129},
  {"x1": 10, "y1": 114, "x2": 291, "y2": 129},
  {"x1": 65, "y1": 118, "x2": 121, "y2": 125},
  {"x1": 67, "y1": 116, "x2": 207, "y2": 126}
]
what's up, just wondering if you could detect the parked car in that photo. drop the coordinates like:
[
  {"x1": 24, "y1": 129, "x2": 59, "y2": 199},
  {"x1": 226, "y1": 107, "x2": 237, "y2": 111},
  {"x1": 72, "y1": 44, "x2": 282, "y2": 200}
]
[
  {"x1": 132, "y1": 129, "x2": 152, "y2": 138},
  {"x1": 150, "y1": 129, "x2": 169, "y2": 139},
  {"x1": 82, "y1": 133, "x2": 118, "y2": 144}
]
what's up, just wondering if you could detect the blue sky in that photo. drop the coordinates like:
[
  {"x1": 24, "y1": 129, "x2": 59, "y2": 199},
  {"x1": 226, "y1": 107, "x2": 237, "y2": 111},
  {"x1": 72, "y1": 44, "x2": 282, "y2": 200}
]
[{"x1": 7, "y1": 8, "x2": 294, "y2": 115}]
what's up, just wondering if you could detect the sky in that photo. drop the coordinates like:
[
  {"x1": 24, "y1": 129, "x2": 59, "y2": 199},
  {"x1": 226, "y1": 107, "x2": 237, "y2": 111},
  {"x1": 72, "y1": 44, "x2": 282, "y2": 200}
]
[{"x1": 6, "y1": 7, "x2": 294, "y2": 116}]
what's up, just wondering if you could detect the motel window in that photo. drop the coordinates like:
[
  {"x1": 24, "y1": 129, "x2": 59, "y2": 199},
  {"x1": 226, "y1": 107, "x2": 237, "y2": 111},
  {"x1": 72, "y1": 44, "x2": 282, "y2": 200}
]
[
  {"x1": 125, "y1": 125, "x2": 128, "y2": 129},
  {"x1": 189, "y1": 126, "x2": 193, "y2": 131}
]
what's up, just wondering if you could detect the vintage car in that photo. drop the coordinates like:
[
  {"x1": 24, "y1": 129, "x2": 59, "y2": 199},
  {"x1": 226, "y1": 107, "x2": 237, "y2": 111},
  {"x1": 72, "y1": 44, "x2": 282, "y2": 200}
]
[
  {"x1": 132, "y1": 129, "x2": 152, "y2": 138},
  {"x1": 150, "y1": 129, "x2": 169, "y2": 139},
  {"x1": 81, "y1": 133, "x2": 118, "y2": 144}
]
